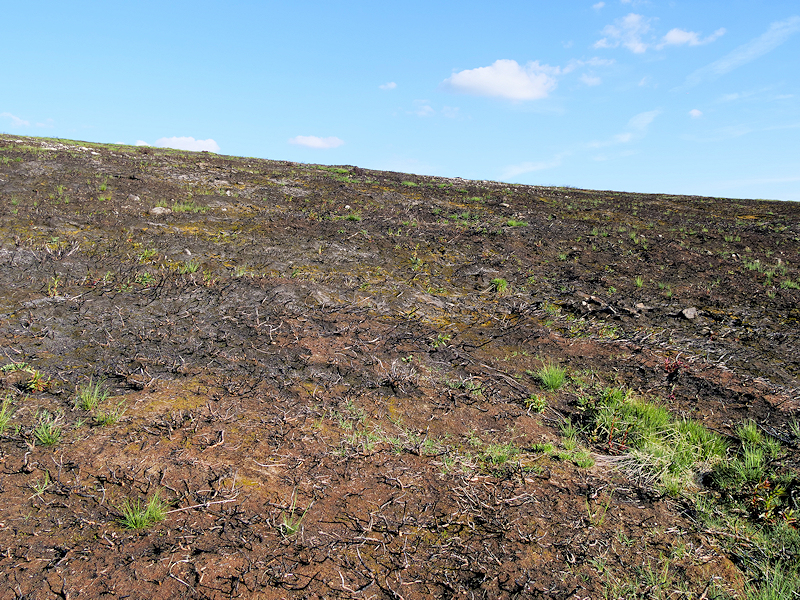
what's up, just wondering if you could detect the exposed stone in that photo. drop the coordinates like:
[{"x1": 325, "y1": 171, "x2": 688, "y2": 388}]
[
  {"x1": 681, "y1": 307, "x2": 698, "y2": 320},
  {"x1": 149, "y1": 206, "x2": 172, "y2": 216}
]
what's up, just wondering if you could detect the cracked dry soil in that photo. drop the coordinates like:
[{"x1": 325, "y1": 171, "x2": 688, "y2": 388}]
[{"x1": 0, "y1": 135, "x2": 798, "y2": 599}]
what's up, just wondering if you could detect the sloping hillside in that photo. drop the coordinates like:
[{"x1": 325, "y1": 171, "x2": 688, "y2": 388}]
[{"x1": 1, "y1": 135, "x2": 799, "y2": 599}]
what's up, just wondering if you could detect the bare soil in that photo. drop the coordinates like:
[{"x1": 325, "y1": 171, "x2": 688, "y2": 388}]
[{"x1": 0, "y1": 135, "x2": 798, "y2": 599}]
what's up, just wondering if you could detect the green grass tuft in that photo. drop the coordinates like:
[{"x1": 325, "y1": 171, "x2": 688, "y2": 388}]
[
  {"x1": 118, "y1": 490, "x2": 167, "y2": 529},
  {"x1": 536, "y1": 362, "x2": 567, "y2": 391}
]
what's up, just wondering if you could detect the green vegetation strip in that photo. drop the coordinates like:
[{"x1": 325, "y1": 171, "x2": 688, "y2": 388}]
[{"x1": 576, "y1": 387, "x2": 800, "y2": 597}]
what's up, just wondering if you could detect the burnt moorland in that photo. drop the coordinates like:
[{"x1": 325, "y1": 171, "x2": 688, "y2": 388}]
[{"x1": 0, "y1": 135, "x2": 799, "y2": 599}]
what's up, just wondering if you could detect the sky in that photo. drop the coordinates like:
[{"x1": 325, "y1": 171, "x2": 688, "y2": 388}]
[{"x1": 2, "y1": 1, "x2": 799, "y2": 201}]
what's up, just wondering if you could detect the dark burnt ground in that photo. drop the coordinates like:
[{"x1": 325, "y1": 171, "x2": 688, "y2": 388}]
[{"x1": 0, "y1": 135, "x2": 798, "y2": 599}]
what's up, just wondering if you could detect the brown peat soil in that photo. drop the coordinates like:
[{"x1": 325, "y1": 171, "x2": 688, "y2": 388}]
[{"x1": 0, "y1": 134, "x2": 799, "y2": 599}]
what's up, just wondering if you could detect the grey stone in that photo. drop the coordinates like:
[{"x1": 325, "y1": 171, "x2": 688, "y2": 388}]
[
  {"x1": 149, "y1": 206, "x2": 172, "y2": 216},
  {"x1": 681, "y1": 307, "x2": 698, "y2": 320}
]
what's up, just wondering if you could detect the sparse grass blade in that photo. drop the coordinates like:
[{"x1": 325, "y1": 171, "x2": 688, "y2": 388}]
[{"x1": 0, "y1": 395, "x2": 13, "y2": 434}]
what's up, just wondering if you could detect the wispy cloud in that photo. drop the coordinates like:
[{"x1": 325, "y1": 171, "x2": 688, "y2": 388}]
[
  {"x1": 628, "y1": 109, "x2": 660, "y2": 130},
  {"x1": 503, "y1": 153, "x2": 569, "y2": 178},
  {"x1": 442, "y1": 59, "x2": 559, "y2": 101},
  {"x1": 586, "y1": 109, "x2": 661, "y2": 148},
  {"x1": 1, "y1": 112, "x2": 30, "y2": 127},
  {"x1": 689, "y1": 109, "x2": 703, "y2": 118},
  {"x1": 563, "y1": 57, "x2": 614, "y2": 73},
  {"x1": 659, "y1": 27, "x2": 725, "y2": 48},
  {"x1": 592, "y1": 2, "x2": 605, "y2": 10},
  {"x1": 717, "y1": 86, "x2": 792, "y2": 104},
  {"x1": 681, "y1": 121, "x2": 800, "y2": 143},
  {"x1": 379, "y1": 82, "x2": 397, "y2": 90},
  {"x1": 411, "y1": 100, "x2": 435, "y2": 117},
  {"x1": 679, "y1": 16, "x2": 800, "y2": 89},
  {"x1": 288, "y1": 135, "x2": 344, "y2": 149},
  {"x1": 594, "y1": 13, "x2": 652, "y2": 53},
  {"x1": 441, "y1": 106, "x2": 460, "y2": 119},
  {"x1": 155, "y1": 136, "x2": 220, "y2": 152},
  {"x1": 581, "y1": 74, "x2": 602, "y2": 86},
  {"x1": 592, "y1": 149, "x2": 637, "y2": 162}
]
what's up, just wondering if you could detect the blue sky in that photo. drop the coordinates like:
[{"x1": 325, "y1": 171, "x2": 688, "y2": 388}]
[{"x1": 3, "y1": 1, "x2": 799, "y2": 201}]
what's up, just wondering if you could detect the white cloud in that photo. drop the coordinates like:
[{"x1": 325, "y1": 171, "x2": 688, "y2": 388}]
[
  {"x1": 1, "y1": 112, "x2": 30, "y2": 127},
  {"x1": 581, "y1": 74, "x2": 602, "y2": 86},
  {"x1": 379, "y1": 82, "x2": 397, "y2": 90},
  {"x1": 679, "y1": 16, "x2": 800, "y2": 89},
  {"x1": 503, "y1": 153, "x2": 568, "y2": 178},
  {"x1": 155, "y1": 136, "x2": 220, "y2": 152},
  {"x1": 689, "y1": 109, "x2": 703, "y2": 118},
  {"x1": 660, "y1": 27, "x2": 725, "y2": 48},
  {"x1": 135, "y1": 140, "x2": 150, "y2": 146},
  {"x1": 288, "y1": 135, "x2": 344, "y2": 149},
  {"x1": 442, "y1": 59, "x2": 559, "y2": 101},
  {"x1": 594, "y1": 13, "x2": 652, "y2": 53},
  {"x1": 593, "y1": 2, "x2": 605, "y2": 10}
]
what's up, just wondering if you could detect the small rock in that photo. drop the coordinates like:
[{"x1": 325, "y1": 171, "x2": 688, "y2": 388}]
[
  {"x1": 149, "y1": 206, "x2": 172, "y2": 216},
  {"x1": 128, "y1": 194, "x2": 140, "y2": 202},
  {"x1": 681, "y1": 307, "x2": 698, "y2": 320}
]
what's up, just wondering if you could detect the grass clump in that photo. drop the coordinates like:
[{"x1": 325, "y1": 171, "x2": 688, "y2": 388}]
[
  {"x1": 579, "y1": 387, "x2": 726, "y2": 496},
  {"x1": 702, "y1": 421, "x2": 800, "y2": 598},
  {"x1": 534, "y1": 362, "x2": 567, "y2": 391},
  {"x1": 74, "y1": 377, "x2": 109, "y2": 411},
  {"x1": 118, "y1": 491, "x2": 167, "y2": 529},
  {"x1": 491, "y1": 278, "x2": 509, "y2": 295},
  {"x1": 172, "y1": 200, "x2": 208, "y2": 214},
  {"x1": 178, "y1": 259, "x2": 200, "y2": 274},
  {"x1": 711, "y1": 420, "x2": 783, "y2": 509},
  {"x1": 33, "y1": 411, "x2": 63, "y2": 446},
  {"x1": 279, "y1": 490, "x2": 310, "y2": 537},
  {"x1": 481, "y1": 442, "x2": 519, "y2": 465},
  {"x1": 557, "y1": 418, "x2": 595, "y2": 468},
  {"x1": 94, "y1": 401, "x2": 126, "y2": 426}
]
